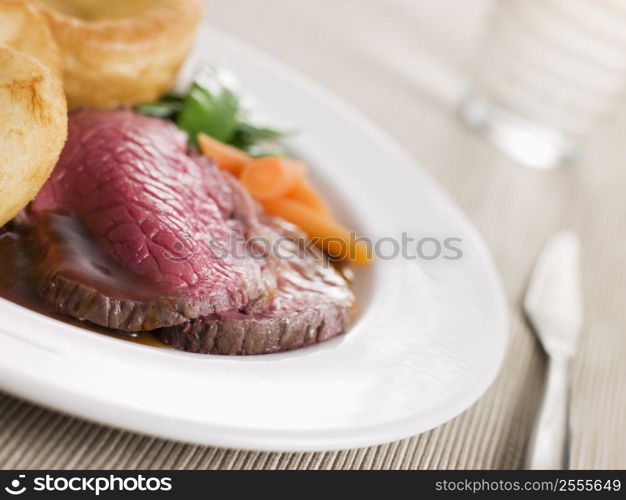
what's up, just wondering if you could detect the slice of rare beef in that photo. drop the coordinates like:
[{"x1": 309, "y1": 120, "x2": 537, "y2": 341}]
[
  {"x1": 158, "y1": 219, "x2": 355, "y2": 355},
  {"x1": 29, "y1": 109, "x2": 278, "y2": 331}
]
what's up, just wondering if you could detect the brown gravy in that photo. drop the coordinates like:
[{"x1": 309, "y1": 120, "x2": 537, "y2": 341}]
[
  {"x1": 39, "y1": 212, "x2": 178, "y2": 302},
  {"x1": 0, "y1": 224, "x2": 167, "y2": 348}
]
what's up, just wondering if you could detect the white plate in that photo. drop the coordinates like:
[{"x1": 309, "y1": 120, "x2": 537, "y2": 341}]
[{"x1": 0, "y1": 26, "x2": 508, "y2": 451}]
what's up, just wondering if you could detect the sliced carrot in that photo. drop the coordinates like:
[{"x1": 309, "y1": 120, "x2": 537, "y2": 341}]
[
  {"x1": 261, "y1": 198, "x2": 371, "y2": 265},
  {"x1": 286, "y1": 178, "x2": 333, "y2": 220},
  {"x1": 240, "y1": 156, "x2": 306, "y2": 200},
  {"x1": 197, "y1": 132, "x2": 252, "y2": 175}
]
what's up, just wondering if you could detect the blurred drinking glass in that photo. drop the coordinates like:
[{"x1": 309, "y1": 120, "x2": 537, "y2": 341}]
[{"x1": 460, "y1": 0, "x2": 626, "y2": 168}]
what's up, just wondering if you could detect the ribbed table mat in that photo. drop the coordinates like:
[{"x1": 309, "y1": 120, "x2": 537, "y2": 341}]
[{"x1": 1, "y1": 0, "x2": 624, "y2": 469}]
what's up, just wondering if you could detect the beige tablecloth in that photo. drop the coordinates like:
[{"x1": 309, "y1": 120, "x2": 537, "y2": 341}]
[{"x1": 1, "y1": 0, "x2": 625, "y2": 470}]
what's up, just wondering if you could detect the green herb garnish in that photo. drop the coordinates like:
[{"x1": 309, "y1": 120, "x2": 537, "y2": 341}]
[{"x1": 135, "y1": 65, "x2": 292, "y2": 152}]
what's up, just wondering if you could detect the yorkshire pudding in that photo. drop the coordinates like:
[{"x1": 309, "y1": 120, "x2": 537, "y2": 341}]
[
  {"x1": 35, "y1": 0, "x2": 202, "y2": 108},
  {"x1": 0, "y1": 0, "x2": 61, "y2": 76},
  {"x1": 0, "y1": 47, "x2": 67, "y2": 227}
]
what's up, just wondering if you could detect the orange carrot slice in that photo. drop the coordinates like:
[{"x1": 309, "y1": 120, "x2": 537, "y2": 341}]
[
  {"x1": 262, "y1": 198, "x2": 371, "y2": 265},
  {"x1": 198, "y1": 132, "x2": 252, "y2": 175},
  {"x1": 286, "y1": 178, "x2": 333, "y2": 220},
  {"x1": 240, "y1": 157, "x2": 306, "y2": 200}
]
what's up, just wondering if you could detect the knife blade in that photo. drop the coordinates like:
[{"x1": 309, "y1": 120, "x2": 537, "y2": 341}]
[{"x1": 524, "y1": 231, "x2": 583, "y2": 358}]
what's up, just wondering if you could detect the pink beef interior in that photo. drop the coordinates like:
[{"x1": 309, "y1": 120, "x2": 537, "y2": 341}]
[{"x1": 30, "y1": 109, "x2": 276, "y2": 329}]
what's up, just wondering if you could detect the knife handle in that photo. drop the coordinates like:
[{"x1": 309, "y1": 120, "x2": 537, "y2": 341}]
[{"x1": 525, "y1": 357, "x2": 570, "y2": 470}]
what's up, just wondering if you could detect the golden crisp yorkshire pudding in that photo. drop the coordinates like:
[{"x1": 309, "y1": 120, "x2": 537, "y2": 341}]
[
  {"x1": 0, "y1": 0, "x2": 62, "y2": 76},
  {"x1": 0, "y1": 47, "x2": 67, "y2": 227},
  {"x1": 35, "y1": 0, "x2": 202, "y2": 108}
]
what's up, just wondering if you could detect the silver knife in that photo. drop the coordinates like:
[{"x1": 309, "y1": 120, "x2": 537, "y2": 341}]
[{"x1": 524, "y1": 231, "x2": 583, "y2": 470}]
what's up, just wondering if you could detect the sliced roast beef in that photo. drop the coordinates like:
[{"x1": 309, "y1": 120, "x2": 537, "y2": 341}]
[
  {"x1": 29, "y1": 109, "x2": 278, "y2": 330},
  {"x1": 158, "y1": 219, "x2": 354, "y2": 355},
  {"x1": 25, "y1": 108, "x2": 355, "y2": 352}
]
